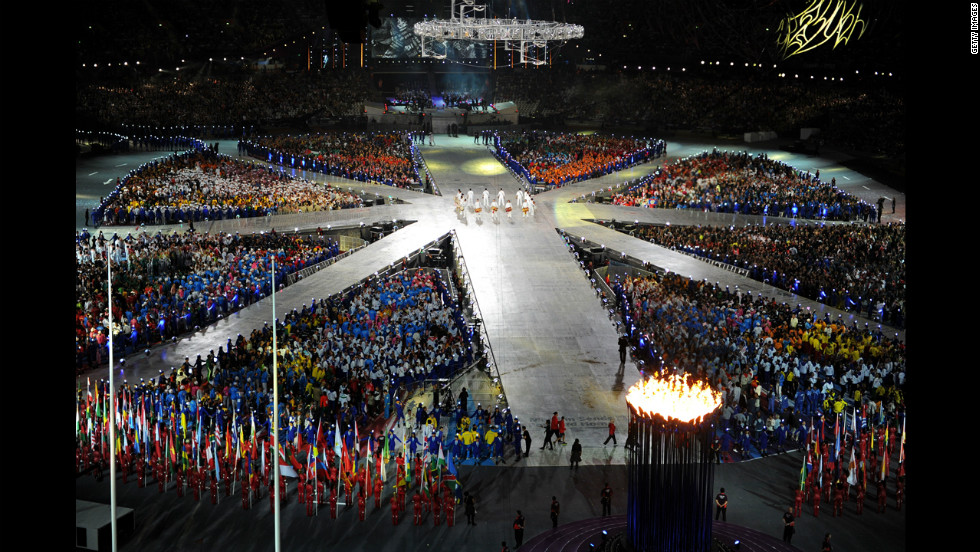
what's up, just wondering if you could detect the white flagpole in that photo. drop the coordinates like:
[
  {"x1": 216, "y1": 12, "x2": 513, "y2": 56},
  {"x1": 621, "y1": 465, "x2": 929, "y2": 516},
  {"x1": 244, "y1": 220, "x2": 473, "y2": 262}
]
[
  {"x1": 108, "y1": 243, "x2": 118, "y2": 552},
  {"x1": 272, "y1": 256, "x2": 281, "y2": 552}
]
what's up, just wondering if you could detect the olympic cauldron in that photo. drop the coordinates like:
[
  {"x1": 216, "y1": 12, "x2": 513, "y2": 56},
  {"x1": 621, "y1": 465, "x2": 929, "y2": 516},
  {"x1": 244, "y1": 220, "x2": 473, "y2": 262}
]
[{"x1": 625, "y1": 373, "x2": 722, "y2": 552}]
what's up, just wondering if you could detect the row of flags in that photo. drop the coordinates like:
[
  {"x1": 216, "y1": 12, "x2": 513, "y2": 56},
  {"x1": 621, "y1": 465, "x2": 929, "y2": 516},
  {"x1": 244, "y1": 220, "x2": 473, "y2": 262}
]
[
  {"x1": 78, "y1": 378, "x2": 461, "y2": 490},
  {"x1": 799, "y1": 407, "x2": 905, "y2": 491}
]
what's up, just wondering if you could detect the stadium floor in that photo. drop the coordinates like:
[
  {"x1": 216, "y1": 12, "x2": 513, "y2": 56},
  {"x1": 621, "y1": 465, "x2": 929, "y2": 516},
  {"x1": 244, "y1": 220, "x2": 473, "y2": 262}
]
[{"x1": 75, "y1": 134, "x2": 906, "y2": 552}]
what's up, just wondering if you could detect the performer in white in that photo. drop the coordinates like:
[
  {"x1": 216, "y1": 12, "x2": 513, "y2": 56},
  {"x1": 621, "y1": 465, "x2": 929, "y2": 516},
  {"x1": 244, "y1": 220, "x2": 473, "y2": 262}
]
[
  {"x1": 526, "y1": 195, "x2": 535, "y2": 217},
  {"x1": 474, "y1": 199, "x2": 483, "y2": 219},
  {"x1": 497, "y1": 187, "x2": 506, "y2": 208},
  {"x1": 468, "y1": 188, "x2": 475, "y2": 211},
  {"x1": 515, "y1": 188, "x2": 524, "y2": 212},
  {"x1": 490, "y1": 200, "x2": 499, "y2": 222},
  {"x1": 505, "y1": 200, "x2": 513, "y2": 220},
  {"x1": 482, "y1": 187, "x2": 490, "y2": 209}
]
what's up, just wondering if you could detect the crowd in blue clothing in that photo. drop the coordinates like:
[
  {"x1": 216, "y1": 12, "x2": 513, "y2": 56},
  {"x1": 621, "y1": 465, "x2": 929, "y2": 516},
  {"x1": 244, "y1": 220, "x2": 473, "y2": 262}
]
[
  {"x1": 627, "y1": 222, "x2": 906, "y2": 328},
  {"x1": 612, "y1": 150, "x2": 878, "y2": 223},
  {"x1": 612, "y1": 271, "x2": 905, "y2": 463},
  {"x1": 78, "y1": 268, "x2": 480, "y2": 484},
  {"x1": 75, "y1": 228, "x2": 345, "y2": 371},
  {"x1": 389, "y1": 389, "x2": 524, "y2": 469}
]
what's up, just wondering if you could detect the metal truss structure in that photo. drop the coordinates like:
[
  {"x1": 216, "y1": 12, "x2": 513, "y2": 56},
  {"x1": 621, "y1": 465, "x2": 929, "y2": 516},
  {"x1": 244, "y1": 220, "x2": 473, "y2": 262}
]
[{"x1": 414, "y1": 0, "x2": 583, "y2": 65}]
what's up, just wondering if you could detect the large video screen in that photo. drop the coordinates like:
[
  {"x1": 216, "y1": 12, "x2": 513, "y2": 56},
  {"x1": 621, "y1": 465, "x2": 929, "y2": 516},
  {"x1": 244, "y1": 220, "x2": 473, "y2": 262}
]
[{"x1": 370, "y1": 17, "x2": 491, "y2": 60}]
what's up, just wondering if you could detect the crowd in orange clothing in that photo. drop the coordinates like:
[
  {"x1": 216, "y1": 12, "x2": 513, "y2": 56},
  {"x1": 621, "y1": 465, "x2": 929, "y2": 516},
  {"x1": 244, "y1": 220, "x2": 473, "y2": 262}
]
[
  {"x1": 242, "y1": 132, "x2": 420, "y2": 189},
  {"x1": 495, "y1": 131, "x2": 662, "y2": 188}
]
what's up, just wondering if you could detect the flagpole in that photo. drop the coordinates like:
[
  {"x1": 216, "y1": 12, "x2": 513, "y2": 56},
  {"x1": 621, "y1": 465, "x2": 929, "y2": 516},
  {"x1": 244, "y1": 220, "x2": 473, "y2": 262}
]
[
  {"x1": 108, "y1": 242, "x2": 118, "y2": 552},
  {"x1": 272, "y1": 256, "x2": 281, "y2": 552}
]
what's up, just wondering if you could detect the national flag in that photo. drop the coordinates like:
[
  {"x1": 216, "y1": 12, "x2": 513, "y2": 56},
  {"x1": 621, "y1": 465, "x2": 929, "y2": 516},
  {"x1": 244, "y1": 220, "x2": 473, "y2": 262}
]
[
  {"x1": 834, "y1": 412, "x2": 841, "y2": 465},
  {"x1": 205, "y1": 434, "x2": 214, "y2": 467},
  {"x1": 213, "y1": 440, "x2": 221, "y2": 483},
  {"x1": 880, "y1": 429, "x2": 889, "y2": 481},
  {"x1": 898, "y1": 418, "x2": 905, "y2": 465},
  {"x1": 353, "y1": 420, "x2": 360, "y2": 475},
  {"x1": 314, "y1": 419, "x2": 323, "y2": 459},
  {"x1": 169, "y1": 429, "x2": 177, "y2": 467},
  {"x1": 307, "y1": 446, "x2": 315, "y2": 480},
  {"x1": 816, "y1": 445, "x2": 823, "y2": 488},
  {"x1": 316, "y1": 450, "x2": 331, "y2": 481},
  {"x1": 195, "y1": 409, "x2": 202, "y2": 464},
  {"x1": 403, "y1": 424, "x2": 409, "y2": 457},
  {"x1": 861, "y1": 434, "x2": 867, "y2": 490},
  {"x1": 226, "y1": 427, "x2": 233, "y2": 459},
  {"x1": 851, "y1": 407, "x2": 857, "y2": 440},
  {"x1": 342, "y1": 438, "x2": 351, "y2": 477},
  {"x1": 365, "y1": 452, "x2": 372, "y2": 490},
  {"x1": 847, "y1": 447, "x2": 858, "y2": 486},
  {"x1": 383, "y1": 433, "x2": 390, "y2": 464},
  {"x1": 404, "y1": 451, "x2": 412, "y2": 486},
  {"x1": 381, "y1": 435, "x2": 388, "y2": 481},
  {"x1": 799, "y1": 448, "x2": 807, "y2": 491},
  {"x1": 437, "y1": 443, "x2": 447, "y2": 470},
  {"x1": 133, "y1": 410, "x2": 141, "y2": 456},
  {"x1": 278, "y1": 443, "x2": 299, "y2": 478},
  {"x1": 238, "y1": 426, "x2": 245, "y2": 461},
  {"x1": 333, "y1": 420, "x2": 342, "y2": 460},
  {"x1": 142, "y1": 402, "x2": 150, "y2": 454},
  {"x1": 261, "y1": 441, "x2": 267, "y2": 480},
  {"x1": 446, "y1": 448, "x2": 458, "y2": 478},
  {"x1": 154, "y1": 423, "x2": 162, "y2": 460}
]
